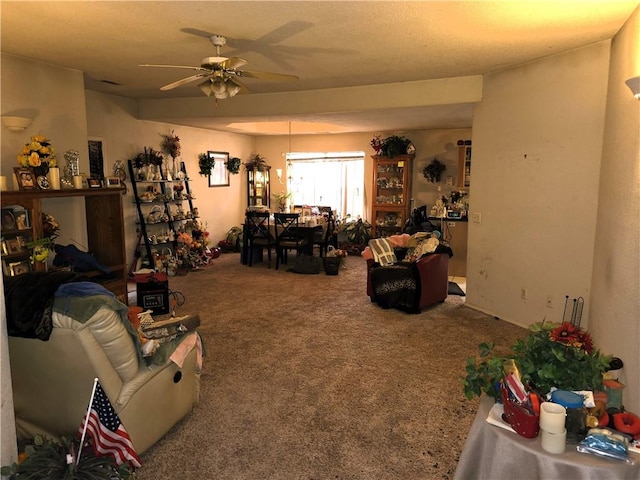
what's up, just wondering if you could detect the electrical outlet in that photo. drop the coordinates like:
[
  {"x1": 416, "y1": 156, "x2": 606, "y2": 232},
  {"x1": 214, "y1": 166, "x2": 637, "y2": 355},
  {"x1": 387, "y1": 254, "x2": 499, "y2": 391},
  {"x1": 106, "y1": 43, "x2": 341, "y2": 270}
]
[
  {"x1": 521, "y1": 288, "x2": 527, "y2": 300},
  {"x1": 546, "y1": 296, "x2": 553, "y2": 308}
]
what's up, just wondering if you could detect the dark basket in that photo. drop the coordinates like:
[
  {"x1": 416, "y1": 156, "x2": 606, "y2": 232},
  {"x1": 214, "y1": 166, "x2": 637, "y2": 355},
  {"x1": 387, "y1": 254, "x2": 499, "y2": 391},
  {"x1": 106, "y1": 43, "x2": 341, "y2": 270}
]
[{"x1": 323, "y1": 256, "x2": 342, "y2": 275}]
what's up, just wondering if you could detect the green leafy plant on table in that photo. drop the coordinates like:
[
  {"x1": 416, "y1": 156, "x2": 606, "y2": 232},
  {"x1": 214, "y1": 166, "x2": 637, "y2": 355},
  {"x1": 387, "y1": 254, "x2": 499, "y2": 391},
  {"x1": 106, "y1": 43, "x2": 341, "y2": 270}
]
[
  {"x1": 1, "y1": 435, "x2": 136, "y2": 479},
  {"x1": 463, "y1": 321, "x2": 612, "y2": 401}
]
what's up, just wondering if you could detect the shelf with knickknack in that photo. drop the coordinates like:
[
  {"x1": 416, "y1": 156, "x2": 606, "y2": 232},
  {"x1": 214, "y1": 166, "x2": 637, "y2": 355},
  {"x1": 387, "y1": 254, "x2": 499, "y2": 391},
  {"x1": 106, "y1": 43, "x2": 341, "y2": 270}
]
[
  {"x1": 1, "y1": 188, "x2": 128, "y2": 301},
  {"x1": 371, "y1": 154, "x2": 414, "y2": 238},
  {"x1": 127, "y1": 159, "x2": 199, "y2": 275}
]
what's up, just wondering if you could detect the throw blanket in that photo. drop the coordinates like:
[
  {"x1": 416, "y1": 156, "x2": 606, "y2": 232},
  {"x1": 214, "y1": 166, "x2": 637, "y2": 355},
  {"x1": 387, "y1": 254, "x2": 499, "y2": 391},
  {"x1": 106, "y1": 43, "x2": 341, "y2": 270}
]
[
  {"x1": 4, "y1": 270, "x2": 83, "y2": 340},
  {"x1": 371, "y1": 262, "x2": 420, "y2": 311}
]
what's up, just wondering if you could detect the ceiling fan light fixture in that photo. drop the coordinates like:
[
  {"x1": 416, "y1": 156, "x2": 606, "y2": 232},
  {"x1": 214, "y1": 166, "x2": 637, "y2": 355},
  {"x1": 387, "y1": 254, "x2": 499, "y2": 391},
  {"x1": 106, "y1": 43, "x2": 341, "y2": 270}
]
[
  {"x1": 197, "y1": 80, "x2": 213, "y2": 97},
  {"x1": 225, "y1": 78, "x2": 242, "y2": 97},
  {"x1": 214, "y1": 90, "x2": 229, "y2": 100},
  {"x1": 211, "y1": 78, "x2": 226, "y2": 94}
]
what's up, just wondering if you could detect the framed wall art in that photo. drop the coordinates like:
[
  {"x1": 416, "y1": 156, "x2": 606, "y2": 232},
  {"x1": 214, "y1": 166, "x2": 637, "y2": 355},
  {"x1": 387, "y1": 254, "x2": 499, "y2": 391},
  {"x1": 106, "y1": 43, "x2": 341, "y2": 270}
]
[{"x1": 208, "y1": 151, "x2": 230, "y2": 187}]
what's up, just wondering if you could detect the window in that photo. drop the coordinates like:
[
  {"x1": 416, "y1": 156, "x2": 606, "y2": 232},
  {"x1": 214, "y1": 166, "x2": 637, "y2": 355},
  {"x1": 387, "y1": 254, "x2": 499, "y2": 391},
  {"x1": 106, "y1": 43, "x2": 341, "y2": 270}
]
[{"x1": 286, "y1": 152, "x2": 365, "y2": 220}]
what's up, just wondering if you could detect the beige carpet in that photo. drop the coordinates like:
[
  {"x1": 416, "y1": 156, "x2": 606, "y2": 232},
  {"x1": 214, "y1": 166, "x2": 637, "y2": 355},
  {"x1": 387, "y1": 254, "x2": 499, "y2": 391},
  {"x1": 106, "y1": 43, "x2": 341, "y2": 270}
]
[{"x1": 134, "y1": 253, "x2": 526, "y2": 479}]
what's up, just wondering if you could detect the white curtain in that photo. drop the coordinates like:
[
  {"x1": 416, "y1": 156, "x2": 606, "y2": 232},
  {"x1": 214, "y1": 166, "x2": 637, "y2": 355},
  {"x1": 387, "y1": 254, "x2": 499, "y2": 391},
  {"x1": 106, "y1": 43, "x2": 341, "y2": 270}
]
[{"x1": 286, "y1": 153, "x2": 364, "y2": 220}]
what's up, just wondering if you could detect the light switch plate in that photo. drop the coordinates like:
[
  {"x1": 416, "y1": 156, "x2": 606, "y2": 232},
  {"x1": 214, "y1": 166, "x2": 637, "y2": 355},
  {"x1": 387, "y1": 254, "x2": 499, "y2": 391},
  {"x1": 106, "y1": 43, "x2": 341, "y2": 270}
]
[{"x1": 471, "y1": 212, "x2": 481, "y2": 223}]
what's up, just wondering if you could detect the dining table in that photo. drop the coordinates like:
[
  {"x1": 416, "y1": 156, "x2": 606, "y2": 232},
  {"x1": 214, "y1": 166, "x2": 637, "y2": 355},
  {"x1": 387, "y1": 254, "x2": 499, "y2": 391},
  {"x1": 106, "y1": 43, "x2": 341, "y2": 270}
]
[{"x1": 240, "y1": 216, "x2": 325, "y2": 265}]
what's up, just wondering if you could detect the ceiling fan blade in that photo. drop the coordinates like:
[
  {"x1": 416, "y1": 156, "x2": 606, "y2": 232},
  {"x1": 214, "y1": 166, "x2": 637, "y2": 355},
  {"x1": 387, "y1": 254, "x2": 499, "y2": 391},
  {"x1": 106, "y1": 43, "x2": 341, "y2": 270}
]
[
  {"x1": 234, "y1": 70, "x2": 299, "y2": 82},
  {"x1": 161, "y1": 73, "x2": 211, "y2": 91},
  {"x1": 140, "y1": 63, "x2": 212, "y2": 72},
  {"x1": 223, "y1": 57, "x2": 248, "y2": 69}
]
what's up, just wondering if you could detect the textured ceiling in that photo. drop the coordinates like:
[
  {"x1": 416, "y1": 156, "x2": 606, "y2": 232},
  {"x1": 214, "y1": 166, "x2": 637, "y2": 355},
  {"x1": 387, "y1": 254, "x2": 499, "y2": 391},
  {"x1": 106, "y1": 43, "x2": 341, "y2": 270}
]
[{"x1": 1, "y1": 1, "x2": 638, "y2": 134}]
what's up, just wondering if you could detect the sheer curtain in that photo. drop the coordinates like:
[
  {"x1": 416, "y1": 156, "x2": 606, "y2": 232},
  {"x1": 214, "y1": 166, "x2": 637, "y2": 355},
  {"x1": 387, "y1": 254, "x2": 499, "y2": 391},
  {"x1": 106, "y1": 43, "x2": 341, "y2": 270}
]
[{"x1": 286, "y1": 152, "x2": 365, "y2": 220}]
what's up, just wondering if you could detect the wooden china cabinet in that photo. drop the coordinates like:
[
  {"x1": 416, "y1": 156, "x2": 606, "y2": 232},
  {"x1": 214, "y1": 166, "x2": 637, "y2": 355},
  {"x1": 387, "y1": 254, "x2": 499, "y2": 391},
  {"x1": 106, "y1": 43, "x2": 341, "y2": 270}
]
[{"x1": 371, "y1": 154, "x2": 414, "y2": 238}]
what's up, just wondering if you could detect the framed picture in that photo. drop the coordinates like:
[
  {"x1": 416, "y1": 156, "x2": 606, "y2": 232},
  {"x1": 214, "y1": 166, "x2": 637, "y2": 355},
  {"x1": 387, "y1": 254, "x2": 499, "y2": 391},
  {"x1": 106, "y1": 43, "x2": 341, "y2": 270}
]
[
  {"x1": 208, "y1": 151, "x2": 230, "y2": 187},
  {"x1": 106, "y1": 176, "x2": 121, "y2": 188},
  {"x1": 1, "y1": 209, "x2": 16, "y2": 231},
  {"x1": 87, "y1": 177, "x2": 102, "y2": 188},
  {"x1": 12, "y1": 209, "x2": 30, "y2": 230},
  {"x1": 88, "y1": 137, "x2": 105, "y2": 179},
  {"x1": 14, "y1": 167, "x2": 37, "y2": 190},
  {"x1": 9, "y1": 260, "x2": 30, "y2": 276},
  {"x1": 301, "y1": 207, "x2": 312, "y2": 217},
  {"x1": 6, "y1": 238, "x2": 23, "y2": 254}
]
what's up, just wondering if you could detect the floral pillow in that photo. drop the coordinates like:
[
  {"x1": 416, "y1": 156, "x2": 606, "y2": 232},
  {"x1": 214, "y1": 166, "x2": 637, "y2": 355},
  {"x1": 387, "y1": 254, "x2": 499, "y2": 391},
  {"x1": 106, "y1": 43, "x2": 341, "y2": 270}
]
[{"x1": 403, "y1": 236, "x2": 439, "y2": 262}]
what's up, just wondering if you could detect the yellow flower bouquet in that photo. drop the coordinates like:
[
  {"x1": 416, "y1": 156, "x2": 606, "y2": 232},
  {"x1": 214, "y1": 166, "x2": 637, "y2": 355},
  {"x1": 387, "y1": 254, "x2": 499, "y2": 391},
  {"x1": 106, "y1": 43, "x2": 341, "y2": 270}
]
[{"x1": 17, "y1": 135, "x2": 57, "y2": 171}]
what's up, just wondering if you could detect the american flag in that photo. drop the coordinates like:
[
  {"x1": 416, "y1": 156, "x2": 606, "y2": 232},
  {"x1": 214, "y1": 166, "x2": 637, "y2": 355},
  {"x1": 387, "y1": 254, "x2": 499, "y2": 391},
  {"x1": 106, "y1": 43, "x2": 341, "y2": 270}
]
[{"x1": 78, "y1": 381, "x2": 142, "y2": 468}]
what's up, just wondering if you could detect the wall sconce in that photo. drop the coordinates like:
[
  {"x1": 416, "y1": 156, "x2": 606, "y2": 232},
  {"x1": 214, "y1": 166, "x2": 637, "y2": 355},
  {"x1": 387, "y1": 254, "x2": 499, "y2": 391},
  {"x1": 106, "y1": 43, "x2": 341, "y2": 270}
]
[
  {"x1": 625, "y1": 76, "x2": 640, "y2": 99},
  {"x1": 276, "y1": 168, "x2": 283, "y2": 184},
  {"x1": 2, "y1": 115, "x2": 32, "y2": 132}
]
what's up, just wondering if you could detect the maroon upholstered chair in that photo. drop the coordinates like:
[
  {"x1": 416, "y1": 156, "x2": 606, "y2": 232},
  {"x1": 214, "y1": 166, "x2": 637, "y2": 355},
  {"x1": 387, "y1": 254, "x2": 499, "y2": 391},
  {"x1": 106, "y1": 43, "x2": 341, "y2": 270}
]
[{"x1": 366, "y1": 252, "x2": 450, "y2": 313}]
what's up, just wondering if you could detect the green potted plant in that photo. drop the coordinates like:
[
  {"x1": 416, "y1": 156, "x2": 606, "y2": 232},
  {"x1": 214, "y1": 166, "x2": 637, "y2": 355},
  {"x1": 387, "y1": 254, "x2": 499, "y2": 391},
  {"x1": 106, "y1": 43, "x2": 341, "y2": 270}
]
[
  {"x1": 336, "y1": 218, "x2": 371, "y2": 254},
  {"x1": 227, "y1": 157, "x2": 241, "y2": 174},
  {"x1": 244, "y1": 154, "x2": 269, "y2": 171},
  {"x1": 1, "y1": 435, "x2": 136, "y2": 479},
  {"x1": 462, "y1": 322, "x2": 612, "y2": 401},
  {"x1": 371, "y1": 135, "x2": 414, "y2": 158}
]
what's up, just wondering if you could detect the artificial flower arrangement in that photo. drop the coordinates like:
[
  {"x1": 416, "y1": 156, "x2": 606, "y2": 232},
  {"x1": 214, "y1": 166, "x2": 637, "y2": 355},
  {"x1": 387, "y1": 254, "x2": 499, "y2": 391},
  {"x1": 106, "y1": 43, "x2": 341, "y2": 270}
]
[
  {"x1": 463, "y1": 321, "x2": 612, "y2": 401},
  {"x1": 132, "y1": 147, "x2": 164, "y2": 168},
  {"x1": 175, "y1": 220, "x2": 212, "y2": 270},
  {"x1": 17, "y1": 135, "x2": 57, "y2": 171},
  {"x1": 160, "y1": 130, "x2": 181, "y2": 159}
]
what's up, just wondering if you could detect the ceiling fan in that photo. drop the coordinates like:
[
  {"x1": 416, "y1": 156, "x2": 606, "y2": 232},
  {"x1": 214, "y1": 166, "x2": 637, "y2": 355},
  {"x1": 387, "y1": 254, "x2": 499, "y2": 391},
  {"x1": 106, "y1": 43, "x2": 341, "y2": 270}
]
[{"x1": 140, "y1": 34, "x2": 299, "y2": 99}]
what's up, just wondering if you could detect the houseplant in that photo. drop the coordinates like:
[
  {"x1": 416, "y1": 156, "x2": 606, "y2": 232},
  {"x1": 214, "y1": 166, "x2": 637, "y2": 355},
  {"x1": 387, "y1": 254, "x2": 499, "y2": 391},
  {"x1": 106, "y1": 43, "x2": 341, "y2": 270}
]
[
  {"x1": 462, "y1": 321, "x2": 612, "y2": 401},
  {"x1": 244, "y1": 154, "x2": 269, "y2": 171},
  {"x1": 1, "y1": 435, "x2": 136, "y2": 479},
  {"x1": 370, "y1": 135, "x2": 413, "y2": 158},
  {"x1": 227, "y1": 157, "x2": 241, "y2": 174},
  {"x1": 336, "y1": 218, "x2": 371, "y2": 254},
  {"x1": 198, "y1": 152, "x2": 215, "y2": 176},
  {"x1": 423, "y1": 159, "x2": 446, "y2": 183}
]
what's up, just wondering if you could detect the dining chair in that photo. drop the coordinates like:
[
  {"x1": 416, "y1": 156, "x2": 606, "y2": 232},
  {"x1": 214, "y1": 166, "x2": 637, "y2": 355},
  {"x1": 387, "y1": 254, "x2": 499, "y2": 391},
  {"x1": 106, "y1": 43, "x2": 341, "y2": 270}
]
[
  {"x1": 273, "y1": 212, "x2": 307, "y2": 270},
  {"x1": 244, "y1": 210, "x2": 273, "y2": 268},
  {"x1": 313, "y1": 207, "x2": 336, "y2": 257}
]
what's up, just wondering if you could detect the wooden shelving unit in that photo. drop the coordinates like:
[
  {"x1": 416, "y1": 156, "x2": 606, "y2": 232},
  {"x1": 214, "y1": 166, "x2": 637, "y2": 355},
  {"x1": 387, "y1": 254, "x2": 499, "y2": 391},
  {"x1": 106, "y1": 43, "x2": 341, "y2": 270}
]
[{"x1": 1, "y1": 188, "x2": 127, "y2": 301}]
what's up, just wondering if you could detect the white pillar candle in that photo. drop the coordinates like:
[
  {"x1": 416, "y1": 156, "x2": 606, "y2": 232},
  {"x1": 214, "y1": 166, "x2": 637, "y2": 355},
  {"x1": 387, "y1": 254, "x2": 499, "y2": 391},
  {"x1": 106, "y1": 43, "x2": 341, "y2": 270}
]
[
  {"x1": 0, "y1": 176, "x2": 7, "y2": 192},
  {"x1": 11, "y1": 173, "x2": 19, "y2": 190},
  {"x1": 541, "y1": 428, "x2": 567, "y2": 454},
  {"x1": 73, "y1": 175, "x2": 83, "y2": 189},
  {"x1": 540, "y1": 402, "x2": 567, "y2": 434},
  {"x1": 48, "y1": 168, "x2": 61, "y2": 190}
]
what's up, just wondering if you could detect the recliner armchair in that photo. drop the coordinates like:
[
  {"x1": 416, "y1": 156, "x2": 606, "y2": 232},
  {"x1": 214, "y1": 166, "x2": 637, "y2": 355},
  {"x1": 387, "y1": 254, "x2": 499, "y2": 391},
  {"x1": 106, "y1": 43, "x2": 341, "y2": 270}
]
[
  {"x1": 7, "y1": 284, "x2": 201, "y2": 455},
  {"x1": 363, "y1": 234, "x2": 451, "y2": 313}
]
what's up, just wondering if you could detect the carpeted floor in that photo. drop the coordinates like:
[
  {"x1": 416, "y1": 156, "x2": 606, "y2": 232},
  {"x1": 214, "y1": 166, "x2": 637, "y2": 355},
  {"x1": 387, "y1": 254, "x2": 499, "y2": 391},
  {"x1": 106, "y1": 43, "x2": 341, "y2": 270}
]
[{"x1": 134, "y1": 253, "x2": 525, "y2": 479}]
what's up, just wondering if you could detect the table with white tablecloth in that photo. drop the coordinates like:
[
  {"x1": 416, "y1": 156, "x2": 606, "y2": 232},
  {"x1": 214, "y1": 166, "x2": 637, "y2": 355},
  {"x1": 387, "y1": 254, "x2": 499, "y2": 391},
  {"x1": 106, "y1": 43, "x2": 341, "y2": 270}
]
[{"x1": 454, "y1": 396, "x2": 640, "y2": 480}]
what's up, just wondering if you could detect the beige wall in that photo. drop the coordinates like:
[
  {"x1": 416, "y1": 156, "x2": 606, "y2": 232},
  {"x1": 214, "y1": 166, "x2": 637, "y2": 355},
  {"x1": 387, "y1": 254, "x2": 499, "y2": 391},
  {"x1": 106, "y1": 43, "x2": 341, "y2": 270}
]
[
  {"x1": 591, "y1": 6, "x2": 640, "y2": 415},
  {"x1": 468, "y1": 41, "x2": 610, "y2": 328},
  {"x1": 84, "y1": 90, "x2": 254, "y2": 263},
  {"x1": 254, "y1": 128, "x2": 472, "y2": 221}
]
